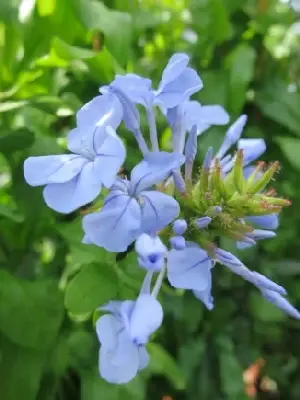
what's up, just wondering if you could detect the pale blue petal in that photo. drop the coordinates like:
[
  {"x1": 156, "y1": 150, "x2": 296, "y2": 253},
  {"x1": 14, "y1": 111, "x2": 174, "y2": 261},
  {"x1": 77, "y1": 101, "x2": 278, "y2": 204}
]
[
  {"x1": 129, "y1": 294, "x2": 163, "y2": 345},
  {"x1": 156, "y1": 68, "x2": 203, "y2": 109},
  {"x1": 236, "y1": 240, "x2": 255, "y2": 250},
  {"x1": 109, "y1": 87, "x2": 140, "y2": 132},
  {"x1": 138, "y1": 346, "x2": 150, "y2": 370},
  {"x1": 246, "y1": 214, "x2": 279, "y2": 230},
  {"x1": 107, "y1": 73, "x2": 153, "y2": 107},
  {"x1": 100, "y1": 300, "x2": 135, "y2": 318},
  {"x1": 140, "y1": 191, "x2": 180, "y2": 234},
  {"x1": 99, "y1": 334, "x2": 139, "y2": 384},
  {"x1": 185, "y1": 125, "x2": 198, "y2": 163},
  {"x1": 136, "y1": 234, "x2": 166, "y2": 272},
  {"x1": 82, "y1": 234, "x2": 93, "y2": 244},
  {"x1": 182, "y1": 101, "x2": 229, "y2": 133},
  {"x1": 170, "y1": 235, "x2": 186, "y2": 250},
  {"x1": 216, "y1": 115, "x2": 247, "y2": 159},
  {"x1": 261, "y1": 289, "x2": 300, "y2": 319},
  {"x1": 135, "y1": 234, "x2": 167, "y2": 259},
  {"x1": 173, "y1": 219, "x2": 188, "y2": 235},
  {"x1": 131, "y1": 151, "x2": 185, "y2": 194},
  {"x1": 96, "y1": 315, "x2": 122, "y2": 350},
  {"x1": 238, "y1": 138, "x2": 266, "y2": 165},
  {"x1": 70, "y1": 93, "x2": 123, "y2": 155},
  {"x1": 24, "y1": 155, "x2": 86, "y2": 186},
  {"x1": 82, "y1": 197, "x2": 141, "y2": 252},
  {"x1": 93, "y1": 126, "x2": 126, "y2": 188},
  {"x1": 159, "y1": 53, "x2": 189, "y2": 88},
  {"x1": 193, "y1": 267, "x2": 214, "y2": 310},
  {"x1": 167, "y1": 247, "x2": 212, "y2": 291},
  {"x1": 43, "y1": 162, "x2": 102, "y2": 213}
]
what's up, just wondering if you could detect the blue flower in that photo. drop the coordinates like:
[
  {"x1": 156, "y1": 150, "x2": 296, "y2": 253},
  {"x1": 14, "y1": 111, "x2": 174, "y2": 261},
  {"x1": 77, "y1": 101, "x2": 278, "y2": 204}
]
[
  {"x1": 259, "y1": 288, "x2": 300, "y2": 319},
  {"x1": 135, "y1": 233, "x2": 167, "y2": 271},
  {"x1": 82, "y1": 151, "x2": 184, "y2": 252},
  {"x1": 154, "y1": 53, "x2": 203, "y2": 109},
  {"x1": 214, "y1": 115, "x2": 266, "y2": 173},
  {"x1": 97, "y1": 294, "x2": 163, "y2": 384},
  {"x1": 167, "y1": 245, "x2": 213, "y2": 309},
  {"x1": 246, "y1": 214, "x2": 279, "y2": 230},
  {"x1": 24, "y1": 94, "x2": 125, "y2": 213}
]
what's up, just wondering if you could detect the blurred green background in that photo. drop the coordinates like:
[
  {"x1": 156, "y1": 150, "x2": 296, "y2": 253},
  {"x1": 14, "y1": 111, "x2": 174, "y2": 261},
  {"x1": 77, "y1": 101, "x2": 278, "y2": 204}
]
[{"x1": 1, "y1": 0, "x2": 300, "y2": 399}]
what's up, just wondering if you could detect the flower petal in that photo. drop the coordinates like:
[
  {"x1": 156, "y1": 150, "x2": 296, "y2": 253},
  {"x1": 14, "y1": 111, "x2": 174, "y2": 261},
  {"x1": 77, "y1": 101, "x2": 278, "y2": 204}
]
[
  {"x1": 246, "y1": 214, "x2": 279, "y2": 230},
  {"x1": 216, "y1": 115, "x2": 247, "y2": 159},
  {"x1": 129, "y1": 294, "x2": 163, "y2": 345},
  {"x1": 107, "y1": 73, "x2": 153, "y2": 107},
  {"x1": 24, "y1": 155, "x2": 86, "y2": 186},
  {"x1": 96, "y1": 314, "x2": 122, "y2": 350},
  {"x1": 167, "y1": 247, "x2": 212, "y2": 291},
  {"x1": 182, "y1": 101, "x2": 229, "y2": 133},
  {"x1": 43, "y1": 162, "x2": 102, "y2": 213},
  {"x1": 193, "y1": 268, "x2": 214, "y2": 310},
  {"x1": 260, "y1": 289, "x2": 300, "y2": 319},
  {"x1": 82, "y1": 196, "x2": 141, "y2": 252},
  {"x1": 93, "y1": 126, "x2": 126, "y2": 188},
  {"x1": 99, "y1": 332, "x2": 139, "y2": 384},
  {"x1": 159, "y1": 53, "x2": 189, "y2": 88},
  {"x1": 140, "y1": 191, "x2": 180, "y2": 233},
  {"x1": 238, "y1": 138, "x2": 266, "y2": 165},
  {"x1": 131, "y1": 151, "x2": 185, "y2": 194},
  {"x1": 156, "y1": 68, "x2": 203, "y2": 109},
  {"x1": 138, "y1": 346, "x2": 150, "y2": 370},
  {"x1": 69, "y1": 93, "x2": 123, "y2": 154}
]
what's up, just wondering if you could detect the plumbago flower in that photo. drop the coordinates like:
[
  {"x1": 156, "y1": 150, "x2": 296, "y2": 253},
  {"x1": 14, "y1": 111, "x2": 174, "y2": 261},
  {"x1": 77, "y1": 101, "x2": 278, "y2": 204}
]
[{"x1": 23, "y1": 53, "x2": 300, "y2": 385}]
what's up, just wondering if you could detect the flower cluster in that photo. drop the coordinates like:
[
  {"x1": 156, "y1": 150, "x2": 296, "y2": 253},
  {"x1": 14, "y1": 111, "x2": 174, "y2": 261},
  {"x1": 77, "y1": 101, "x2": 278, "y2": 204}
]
[{"x1": 24, "y1": 53, "x2": 299, "y2": 384}]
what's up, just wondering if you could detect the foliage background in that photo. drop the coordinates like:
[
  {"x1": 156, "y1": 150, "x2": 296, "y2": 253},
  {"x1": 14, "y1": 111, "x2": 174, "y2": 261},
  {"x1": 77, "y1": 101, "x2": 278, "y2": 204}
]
[{"x1": 1, "y1": 0, "x2": 300, "y2": 399}]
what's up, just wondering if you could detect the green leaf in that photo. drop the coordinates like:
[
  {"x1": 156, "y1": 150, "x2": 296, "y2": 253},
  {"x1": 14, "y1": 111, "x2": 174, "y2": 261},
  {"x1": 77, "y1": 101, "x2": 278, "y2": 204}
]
[
  {"x1": 52, "y1": 37, "x2": 96, "y2": 60},
  {"x1": 0, "y1": 334, "x2": 46, "y2": 400},
  {"x1": 249, "y1": 291, "x2": 285, "y2": 322},
  {"x1": 81, "y1": 368, "x2": 145, "y2": 400},
  {"x1": 73, "y1": 0, "x2": 132, "y2": 64},
  {"x1": 275, "y1": 137, "x2": 300, "y2": 170},
  {"x1": 37, "y1": 0, "x2": 56, "y2": 16},
  {"x1": 0, "y1": 129, "x2": 35, "y2": 154},
  {"x1": 257, "y1": 81, "x2": 300, "y2": 136},
  {"x1": 148, "y1": 343, "x2": 186, "y2": 390},
  {"x1": 0, "y1": 101, "x2": 28, "y2": 112},
  {"x1": 65, "y1": 262, "x2": 117, "y2": 314},
  {"x1": 225, "y1": 43, "x2": 256, "y2": 113},
  {"x1": 216, "y1": 335, "x2": 247, "y2": 399},
  {"x1": 0, "y1": 204, "x2": 23, "y2": 222},
  {"x1": 0, "y1": 270, "x2": 64, "y2": 350},
  {"x1": 209, "y1": 0, "x2": 232, "y2": 43}
]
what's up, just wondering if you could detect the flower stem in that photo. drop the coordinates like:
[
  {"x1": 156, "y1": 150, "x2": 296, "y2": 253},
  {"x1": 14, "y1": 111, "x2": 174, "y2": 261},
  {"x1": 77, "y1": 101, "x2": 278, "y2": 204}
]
[
  {"x1": 146, "y1": 107, "x2": 159, "y2": 152},
  {"x1": 134, "y1": 128, "x2": 150, "y2": 156},
  {"x1": 151, "y1": 264, "x2": 166, "y2": 297}
]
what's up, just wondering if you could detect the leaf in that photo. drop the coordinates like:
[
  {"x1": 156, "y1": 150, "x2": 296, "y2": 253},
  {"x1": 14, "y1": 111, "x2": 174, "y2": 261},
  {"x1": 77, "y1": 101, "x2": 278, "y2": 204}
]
[
  {"x1": 249, "y1": 291, "x2": 285, "y2": 322},
  {"x1": 65, "y1": 262, "x2": 117, "y2": 314},
  {"x1": 81, "y1": 368, "x2": 145, "y2": 400},
  {"x1": 73, "y1": 0, "x2": 132, "y2": 64},
  {"x1": 52, "y1": 37, "x2": 96, "y2": 60},
  {"x1": 275, "y1": 137, "x2": 300, "y2": 170},
  {"x1": 225, "y1": 43, "x2": 256, "y2": 113},
  {"x1": 0, "y1": 204, "x2": 23, "y2": 222},
  {"x1": 216, "y1": 335, "x2": 247, "y2": 399},
  {"x1": 148, "y1": 343, "x2": 186, "y2": 390},
  {"x1": 256, "y1": 81, "x2": 300, "y2": 136},
  {"x1": 0, "y1": 334, "x2": 46, "y2": 400},
  {"x1": 209, "y1": 0, "x2": 232, "y2": 43},
  {"x1": 37, "y1": 0, "x2": 56, "y2": 16},
  {"x1": 0, "y1": 129, "x2": 35, "y2": 154},
  {"x1": 0, "y1": 101, "x2": 28, "y2": 112},
  {"x1": 0, "y1": 270, "x2": 64, "y2": 350}
]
